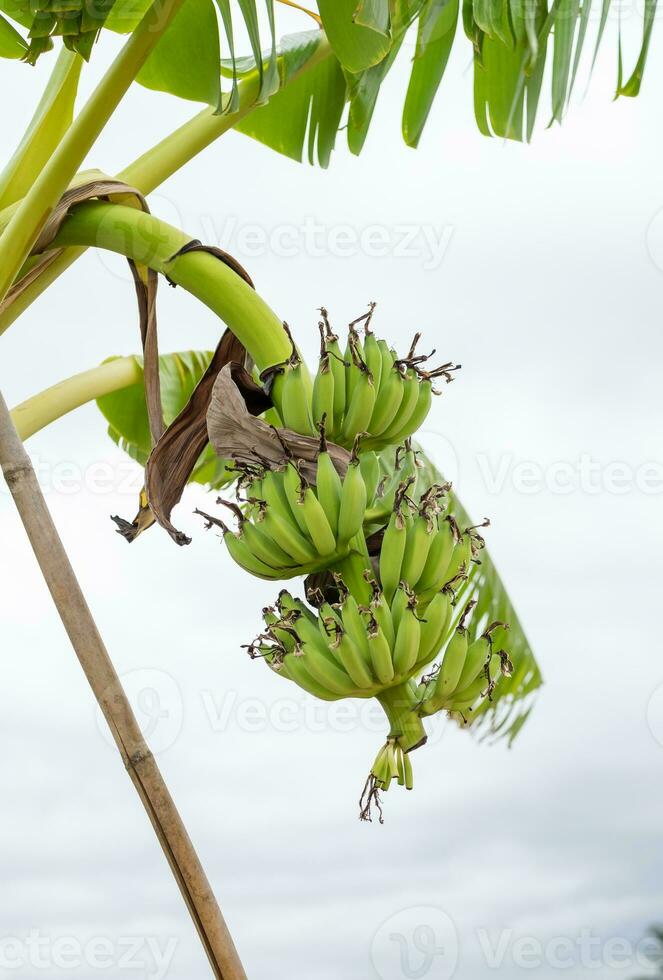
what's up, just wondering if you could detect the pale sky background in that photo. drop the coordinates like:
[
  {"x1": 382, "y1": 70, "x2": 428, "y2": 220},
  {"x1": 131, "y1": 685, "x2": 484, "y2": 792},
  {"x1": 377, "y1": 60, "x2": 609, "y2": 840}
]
[{"x1": 1, "y1": 7, "x2": 662, "y2": 980}]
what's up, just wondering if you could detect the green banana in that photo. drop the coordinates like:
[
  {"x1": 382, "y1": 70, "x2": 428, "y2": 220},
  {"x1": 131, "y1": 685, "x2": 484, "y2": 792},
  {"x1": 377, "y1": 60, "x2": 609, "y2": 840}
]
[
  {"x1": 416, "y1": 517, "x2": 459, "y2": 597},
  {"x1": 339, "y1": 594, "x2": 373, "y2": 672},
  {"x1": 386, "y1": 379, "x2": 433, "y2": 444},
  {"x1": 363, "y1": 324, "x2": 383, "y2": 391},
  {"x1": 332, "y1": 625, "x2": 376, "y2": 689},
  {"x1": 455, "y1": 634, "x2": 491, "y2": 692},
  {"x1": 260, "y1": 468, "x2": 293, "y2": 518},
  {"x1": 277, "y1": 590, "x2": 313, "y2": 621},
  {"x1": 344, "y1": 327, "x2": 364, "y2": 407},
  {"x1": 295, "y1": 625, "x2": 358, "y2": 697},
  {"x1": 367, "y1": 618, "x2": 395, "y2": 685},
  {"x1": 224, "y1": 530, "x2": 282, "y2": 580},
  {"x1": 314, "y1": 433, "x2": 343, "y2": 535},
  {"x1": 280, "y1": 355, "x2": 316, "y2": 436},
  {"x1": 392, "y1": 599, "x2": 421, "y2": 676},
  {"x1": 403, "y1": 750, "x2": 414, "y2": 790},
  {"x1": 368, "y1": 363, "x2": 404, "y2": 436},
  {"x1": 312, "y1": 338, "x2": 336, "y2": 433},
  {"x1": 319, "y1": 311, "x2": 347, "y2": 435},
  {"x1": 416, "y1": 590, "x2": 453, "y2": 667},
  {"x1": 284, "y1": 650, "x2": 343, "y2": 701},
  {"x1": 367, "y1": 444, "x2": 419, "y2": 521},
  {"x1": 391, "y1": 582, "x2": 412, "y2": 635},
  {"x1": 401, "y1": 511, "x2": 435, "y2": 588},
  {"x1": 337, "y1": 452, "x2": 367, "y2": 545},
  {"x1": 336, "y1": 542, "x2": 374, "y2": 606},
  {"x1": 283, "y1": 461, "x2": 310, "y2": 536},
  {"x1": 300, "y1": 486, "x2": 337, "y2": 557},
  {"x1": 238, "y1": 520, "x2": 297, "y2": 571},
  {"x1": 434, "y1": 626, "x2": 469, "y2": 701},
  {"x1": 379, "y1": 368, "x2": 420, "y2": 443},
  {"x1": 443, "y1": 530, "x2": 473, "y2": 587},
  {"x1": 342, "y1": 348, "x2": 376, "y2": 443},
  {"x1": 359, "y1": 451, "x2": 381, "y2": 504},
  {"x1": 262, "y1": 504, "x2": 318, "y2": 565},
  {"x1": 369, "y1": 582, "x2": 396, "y2": 650},
  {"x1": 379, "y1": 503, "x2": 409, "y2": 603}
]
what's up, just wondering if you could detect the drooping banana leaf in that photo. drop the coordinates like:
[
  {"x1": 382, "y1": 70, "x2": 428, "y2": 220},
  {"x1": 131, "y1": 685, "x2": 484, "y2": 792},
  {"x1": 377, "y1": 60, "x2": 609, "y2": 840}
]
[
  {"x1": 230, "y1": 0, "x2": 654, "y2": 152},
  {"x1": 0, "y1": 0, "x2": 654, "y2": 141},
  {"x1": 136, "y1": 0, "x2": 222, "y2": 107},
  {"x1": 234, "y1": 30, "x2": 346, "y2": 166}
]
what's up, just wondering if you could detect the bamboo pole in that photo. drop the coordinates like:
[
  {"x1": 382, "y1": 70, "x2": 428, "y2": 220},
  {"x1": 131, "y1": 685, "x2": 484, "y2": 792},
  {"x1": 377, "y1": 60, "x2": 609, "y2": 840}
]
[{"x1": 0, "y1": 390, "x2": 247, "y2": 980}]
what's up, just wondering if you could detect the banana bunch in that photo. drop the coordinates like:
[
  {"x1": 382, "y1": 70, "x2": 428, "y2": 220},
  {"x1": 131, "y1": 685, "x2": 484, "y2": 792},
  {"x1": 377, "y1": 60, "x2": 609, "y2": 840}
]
[
  {"x1": 269, "y1": 306, "x2": 459, "y2": 449},
  {"x1": 199, "y1": 311, "x2": 519, "y2": 820},
  {"x1": 211, "y1": 438, "x2": 371, "y2": 580},
  {"x1": 378, "y1": 476, "x2": 489, "y2": 609},
  {"x1": 251, "y1": 576, "x2": 454, "y2": 703},
  {"x1": 247, "y1": 577, "x2": 512, "y2": 821},
  {"x1": 22, "y1": 0, "x2": 116, "y2": 63},
  {"x1": 417, "y1": 608, "x2": 513, "y2": 717},
  {"x1": 316, "y1": 308, "x2": 460, "y2": 450}
]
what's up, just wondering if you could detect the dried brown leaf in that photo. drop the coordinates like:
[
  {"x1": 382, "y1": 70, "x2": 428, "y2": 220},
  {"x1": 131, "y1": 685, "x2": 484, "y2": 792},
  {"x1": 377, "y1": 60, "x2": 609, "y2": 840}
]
[{"x1": 207, "y1": 365, "x2": 351, "y2": 483}]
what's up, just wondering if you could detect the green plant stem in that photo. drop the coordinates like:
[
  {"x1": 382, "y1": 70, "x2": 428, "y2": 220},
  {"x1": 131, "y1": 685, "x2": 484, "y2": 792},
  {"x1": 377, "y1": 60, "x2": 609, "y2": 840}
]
[
  {"x1": 51, "y1": 200, "x2": 292, "y2": 371},
  {"x1": 0, "y1": 47, "x2": 83, "y2": 210},
  {"x1": 0, "y1": 0, "x2": 186, "y2": 305},
  {"x1": 377, "y1": 682, "x2": 427, "y2": 753},
  {"x1": 11, "y1": 356, "x2": 141, "y2": 440},
  {"x1": 0, "y1": 35, "x2": 332, "y2": 336}
]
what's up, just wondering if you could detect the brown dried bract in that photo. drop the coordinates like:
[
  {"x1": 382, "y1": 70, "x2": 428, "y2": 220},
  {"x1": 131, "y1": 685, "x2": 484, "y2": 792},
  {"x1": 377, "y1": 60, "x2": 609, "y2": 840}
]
[{"x1": 206, "y1": 364, "x2": 351, "y2": 484}]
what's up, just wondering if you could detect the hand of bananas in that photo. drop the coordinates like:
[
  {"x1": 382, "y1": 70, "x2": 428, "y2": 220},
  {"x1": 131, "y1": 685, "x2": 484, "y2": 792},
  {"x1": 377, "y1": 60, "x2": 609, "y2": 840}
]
[
  {"x1": 264, "y1": 306, "x2": 460, "y2": 451},
  {"x1": 202, "y1": 307, "x2": 514, "y2": 822},
  {"x1": 21, "y1": 0, "x2": 117, "y2": 64}
]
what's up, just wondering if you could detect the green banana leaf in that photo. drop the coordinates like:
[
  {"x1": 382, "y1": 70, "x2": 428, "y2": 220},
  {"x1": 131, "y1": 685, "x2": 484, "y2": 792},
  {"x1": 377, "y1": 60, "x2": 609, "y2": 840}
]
[
  {"x1": 0, "y1": 9, "x2": 26, "y2": 57},
  {"x1": 96, "y1": 351, "x2": 232, "y2": 489},
  {"x1": 136, "y1": 0, "x2": 222, "y2": 107},
  {"x1": 0, "y1": 0, "x2": 653, "y2": 140},
  {"x1": 229, "y1": 0, "x2": 653, "y2": 153},
  {"x1": 235, "y1": 30, "x2": 346, "y2": 166}
]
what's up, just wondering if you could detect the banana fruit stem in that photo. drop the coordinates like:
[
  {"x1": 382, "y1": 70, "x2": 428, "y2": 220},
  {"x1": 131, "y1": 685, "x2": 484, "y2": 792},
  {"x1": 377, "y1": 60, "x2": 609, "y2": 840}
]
[
  {"x1": 377, "y1": 682, "x2": 427, "y2": 753},
  {"x1": 50, "y1": 201, "x2": 292, "y2": 372},
  {"x1": 0, "y1": 36, "x2": 332, "y2": 337}
]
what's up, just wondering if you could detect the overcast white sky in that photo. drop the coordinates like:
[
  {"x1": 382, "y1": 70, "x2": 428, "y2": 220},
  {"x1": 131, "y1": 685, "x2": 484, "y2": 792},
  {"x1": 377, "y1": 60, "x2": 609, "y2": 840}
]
[{"x1": 1, "y1": 8, "x2": 663, "y2": 980}]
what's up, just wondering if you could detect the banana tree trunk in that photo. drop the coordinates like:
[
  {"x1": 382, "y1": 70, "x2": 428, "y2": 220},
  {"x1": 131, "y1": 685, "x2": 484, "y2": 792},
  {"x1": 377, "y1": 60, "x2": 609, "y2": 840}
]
[{"x1": 0, "y1": 390, "x2": 246, "y2": 980}]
